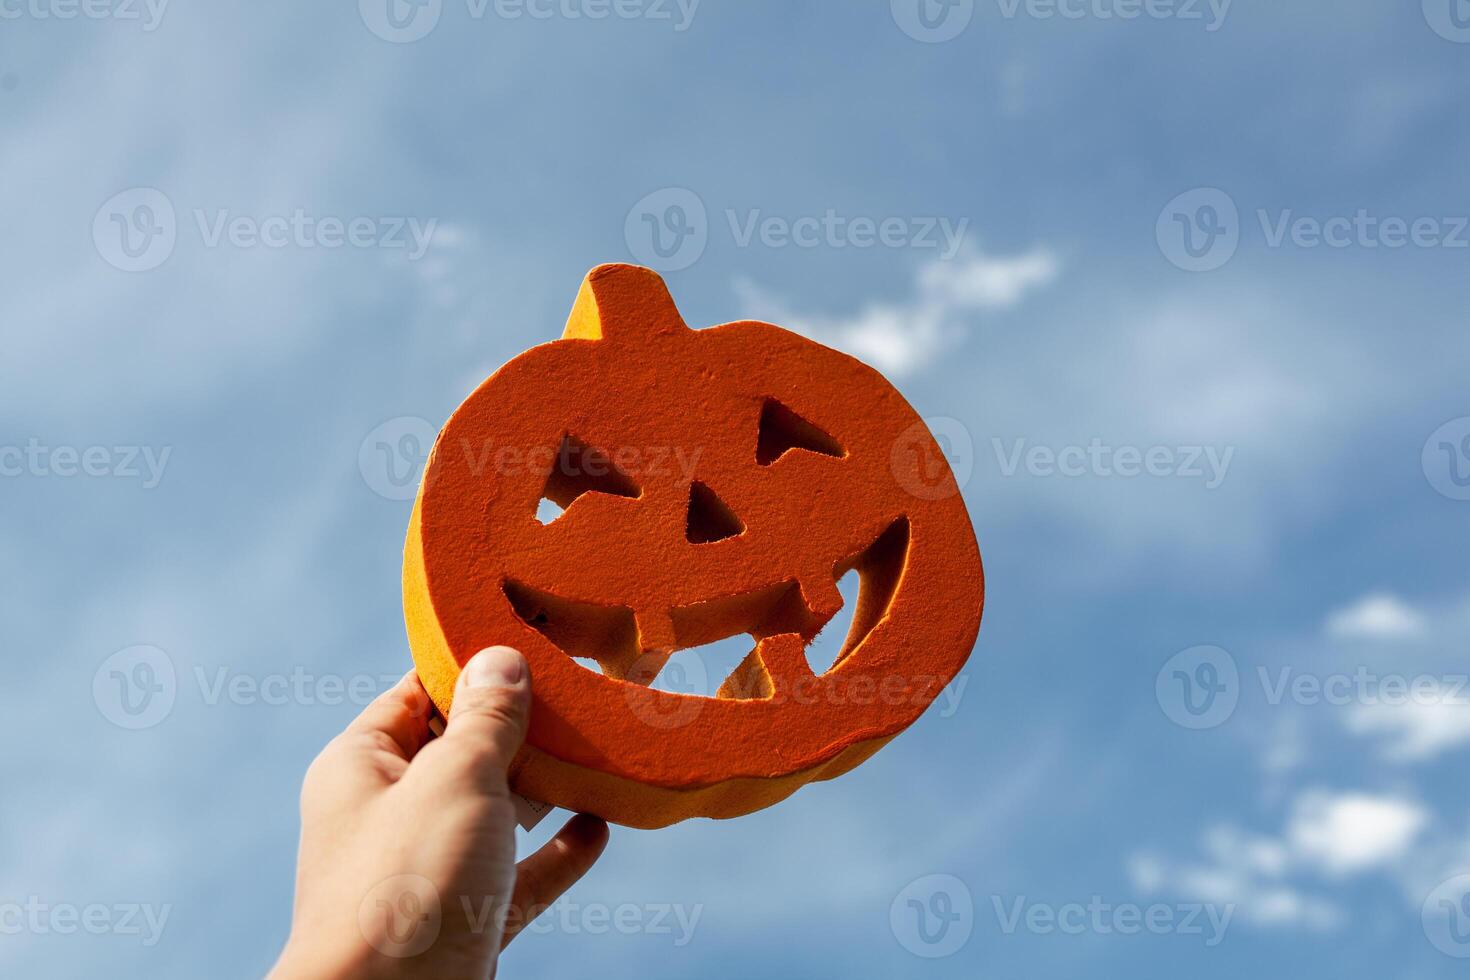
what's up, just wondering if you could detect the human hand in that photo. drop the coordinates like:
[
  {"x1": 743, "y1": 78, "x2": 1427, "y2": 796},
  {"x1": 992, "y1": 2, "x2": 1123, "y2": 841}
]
[{"x1": 271, "y1": 646, "x2": 609, "y2": 979}]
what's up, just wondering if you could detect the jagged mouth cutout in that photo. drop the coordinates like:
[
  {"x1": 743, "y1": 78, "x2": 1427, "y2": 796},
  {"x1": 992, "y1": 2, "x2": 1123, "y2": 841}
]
[{"x1": 503, "y1": 515, "x2": 910, "y2": 700}]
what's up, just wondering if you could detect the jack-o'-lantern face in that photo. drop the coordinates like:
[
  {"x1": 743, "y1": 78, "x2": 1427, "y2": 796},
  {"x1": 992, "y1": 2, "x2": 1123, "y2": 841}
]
[{"x1": 403, "y1": 264, "x2": 983, "y2": 829}]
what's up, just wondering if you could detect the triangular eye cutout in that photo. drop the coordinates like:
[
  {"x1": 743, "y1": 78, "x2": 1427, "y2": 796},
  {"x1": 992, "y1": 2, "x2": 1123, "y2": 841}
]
[
  {"x1": 686, "y1": 481, "x2": 744, "y2": 544},
  {"x1": 755, "y1": 398, "x2": 846, "y2": 466},
  {"x1": 537, "y1": 434, "x2": 640, "y2": 523}
]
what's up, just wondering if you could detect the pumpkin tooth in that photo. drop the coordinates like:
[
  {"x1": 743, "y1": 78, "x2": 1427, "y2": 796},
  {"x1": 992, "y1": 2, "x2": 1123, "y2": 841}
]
[
  {"x1": 634, "y1": 608, "x2": 678, "y2": 656},
  {"x1": 716, "y1": 634, "x2": 811, "y2": 701},
  {"x1": 601, "y1": 645, "x2": 671, "y2": 687},
  {"x1": 620, "y1": 651, "x2": 673, "y2": 688},
  {"x1": 755, "y1": 633, "x2": 813, "y2": 692},
  {"x1": 798, "y1": 573, "x2": 845, "y2": 620}
]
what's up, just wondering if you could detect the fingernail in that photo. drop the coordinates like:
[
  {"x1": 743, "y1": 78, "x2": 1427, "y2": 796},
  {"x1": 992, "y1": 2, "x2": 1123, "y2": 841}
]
[{"x1": 463, "y1": 646, "x2": 525, "y2": 689}]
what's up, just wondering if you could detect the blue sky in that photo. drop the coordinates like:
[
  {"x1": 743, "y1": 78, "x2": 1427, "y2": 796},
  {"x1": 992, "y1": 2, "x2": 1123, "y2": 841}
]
[{"x1": 4, "y1": 1, "x2": 1470, "y2": 976}]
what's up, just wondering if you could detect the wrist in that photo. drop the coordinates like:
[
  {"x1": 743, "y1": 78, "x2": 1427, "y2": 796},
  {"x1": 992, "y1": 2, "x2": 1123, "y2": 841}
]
[{"x1": 270, "y1": 938, "x2": 379, "y2": 980}]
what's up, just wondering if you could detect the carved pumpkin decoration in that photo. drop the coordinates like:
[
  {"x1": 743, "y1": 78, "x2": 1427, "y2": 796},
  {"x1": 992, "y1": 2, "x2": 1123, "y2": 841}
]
[{"x1": 403, "y1": 264, "x2": 983, "y2": 829}]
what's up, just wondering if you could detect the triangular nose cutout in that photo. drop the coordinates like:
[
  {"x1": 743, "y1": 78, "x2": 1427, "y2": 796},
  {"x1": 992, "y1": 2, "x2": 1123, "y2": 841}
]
[
  {"x1": 755, "y1": 398, "x2": 846, "y2": 466},
  {"x1": 686, "y1": 482, "x2": 744, "y2": 544}
]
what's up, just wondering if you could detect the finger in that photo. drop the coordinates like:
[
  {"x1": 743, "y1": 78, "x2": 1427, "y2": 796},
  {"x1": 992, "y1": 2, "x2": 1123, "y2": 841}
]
[
  {"x1": 439, "y1": 646, "x2": 531, "y2": 791},
  {"x1": 501, "y1": 814, "x2": 611, "y2": 950},
  {"x1": 342, "y1": 669, "x2": 435, "y2": 760}
]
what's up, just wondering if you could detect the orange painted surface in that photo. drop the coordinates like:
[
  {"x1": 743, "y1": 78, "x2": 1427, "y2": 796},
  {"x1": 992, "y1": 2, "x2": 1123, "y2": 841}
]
[{"x1": 403, "y1": 264, "x2": 984, "y2": 828}]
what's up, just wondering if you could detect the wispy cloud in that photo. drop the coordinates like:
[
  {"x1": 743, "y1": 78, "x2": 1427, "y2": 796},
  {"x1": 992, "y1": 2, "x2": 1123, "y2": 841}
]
[
  {"x1": 1130, "y1": 790, "x2": 1429, "y2": 930},
  {"x1": 733, "y1": 248, "x2": 1059, "y2": 376},
  {"x1": 1345, "y1": 690, "x2": 1470, "y2": 762},
  {"x1": 1286, "y1": 791, "x2": 1428, "y2": 876},
  {"x1": 1326, "y1": 594, "x2": 1427, "y2": 641}
]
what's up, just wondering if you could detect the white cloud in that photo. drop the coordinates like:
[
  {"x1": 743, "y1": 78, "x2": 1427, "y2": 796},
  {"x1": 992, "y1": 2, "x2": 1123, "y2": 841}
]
[
  {"x1": 1345, "y1": 690, "x2": 1470, "y2": 761},
  {"x1": 740, "y1": 269, "x2": 1419, "y2": 582},
  {"x1": 1286, "y1": 791, "x2": 1428, "y2": 875},
  {"x1": 1130, "y1": 790, "x2": 1430, "y2": 930},
  {"x1": 1326, "y1": 594, "x2": 1427, "y2": 640},
  {"x1": 917, "y1": 249, "x2": 1059, "y2": 310},
  {"x1": 733, "y1": 248, "x2": 1059, "y2": 376},
  {"x1": 1128, "y1": 839, "x2": 1342, "y2": 931},
  {"x1": 1202, "y1": 824, "x2": 1291, "y2": 878}
]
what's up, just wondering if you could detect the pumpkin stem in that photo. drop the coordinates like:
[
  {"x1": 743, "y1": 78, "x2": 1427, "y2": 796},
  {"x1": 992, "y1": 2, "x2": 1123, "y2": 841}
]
[{"x1": 562, "y1": 263, "x2": 690, "y2": 345}]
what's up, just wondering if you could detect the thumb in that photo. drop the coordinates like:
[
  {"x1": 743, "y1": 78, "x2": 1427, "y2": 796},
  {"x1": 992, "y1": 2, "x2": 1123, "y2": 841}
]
[{"x1": 440, "y1": 646, "x2": 531, "y2": 787}]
